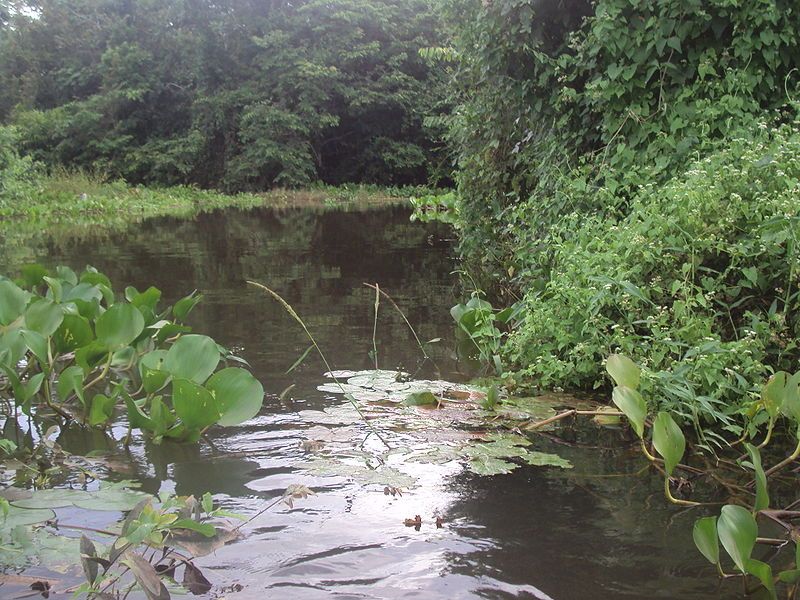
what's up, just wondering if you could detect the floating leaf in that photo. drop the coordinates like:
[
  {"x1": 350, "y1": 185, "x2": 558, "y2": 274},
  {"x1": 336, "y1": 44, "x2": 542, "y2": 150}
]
[
  {"x1": 403, "y1": 391, "x2": 438, "y2": 406},
  {"x1": 718, "y1": 504, "x2": 757, "y2": 573},
  {"x1": 611, "y1": 386, "x2": 647, "y2": 438},
  {"x1": 693, "y1": 516, "x2": 720, "y2": 566},
  {"x1": 652, "y1": 412, "x2": 685, "y2": 476},
  {"x1": 522, "y1": 451, "x2": 572, "y2": 469},
  {"x1": 206, "y1": 368, "x2": 264, "y2": 426},
  {"x1": 467, "y1": 456, "x2": 518, "y2": 475},
  {"x1": 606, "y1": 354, "x2": 640, "y2": 389},
  {"x1": 0, "y1": 505, "x2": 55, "y2": 527}
]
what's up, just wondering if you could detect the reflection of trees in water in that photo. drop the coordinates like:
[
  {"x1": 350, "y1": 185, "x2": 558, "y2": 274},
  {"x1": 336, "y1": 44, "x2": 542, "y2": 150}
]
[
  {"x1": 2, "y1": 204, "x2": 461, "y2": 385},
  {"x1": 440, "y1": 428, "x2": 725, "y2": 600}
]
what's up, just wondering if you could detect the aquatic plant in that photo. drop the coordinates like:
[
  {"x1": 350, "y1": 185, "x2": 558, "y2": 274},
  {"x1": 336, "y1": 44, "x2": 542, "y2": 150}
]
[
  {"x1": 0, "y1": 265, "x2": 264, "y2": 443},
  {"x1": 600, "y1": 354, "x2": 800, "y2": 599}
]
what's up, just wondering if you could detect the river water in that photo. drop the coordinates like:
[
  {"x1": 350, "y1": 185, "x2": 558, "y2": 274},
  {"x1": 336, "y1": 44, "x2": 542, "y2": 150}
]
[{"x1": 1, "y1": 202, "x2": 737, "y2": 599}]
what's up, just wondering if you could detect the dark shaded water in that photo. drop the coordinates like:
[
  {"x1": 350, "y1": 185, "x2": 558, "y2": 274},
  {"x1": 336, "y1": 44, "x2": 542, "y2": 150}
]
[{"x1": 1, "y1": 204, "x2": 737, "y2": 599}]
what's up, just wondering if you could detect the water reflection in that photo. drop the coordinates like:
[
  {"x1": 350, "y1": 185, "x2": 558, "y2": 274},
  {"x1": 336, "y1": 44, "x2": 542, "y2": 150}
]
[{"x1": 3, "y1": 205, "x2": 737, "y2": 599}]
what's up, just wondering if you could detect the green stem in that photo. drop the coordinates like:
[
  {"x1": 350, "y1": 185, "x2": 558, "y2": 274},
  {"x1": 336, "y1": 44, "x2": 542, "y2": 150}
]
[
  {"x1": 664, "y1": 476, "x2": 700, "y2": 506},
  {"x1": 640, "y1": 438, "x2": 657, "y2": 462},
  {"x1": 764, "y1": 432, "x2": 800, "y2": 477},
  {"x1": 83, "y1": 352, "x2": 113, "y2": 392},
  {"x1": 248, "y1": 280, "x2": 391, "y2": 449}
]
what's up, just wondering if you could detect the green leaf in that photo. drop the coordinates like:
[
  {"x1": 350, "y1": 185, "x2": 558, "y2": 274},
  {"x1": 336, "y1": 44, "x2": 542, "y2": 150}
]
[
  {"x1": 89, "y1": 393, "x2": 116, "y2": 426},
  {"x1": 206, "y1": 368, "x2": 264, "y2": 426},
  {"x1": 164, "y1": 335, "x2": 220, "y2": 384},
  {"x1": 0, "y1": 280, "x2": 29, "y2": 325},
  {"x1": 139, "y1": 350, "x2": 170, "y2": 393},
  {"x1": 20, "y1": 329, "x2": 49, "y2": 368},
  {"x1": 173, "y1": 291, "x2": 203, "y2": 321},
  {"x1": 718, "y1": 504, "x2": 758, "y2": 573},
  {"x1": 126, "y1": 395, "x2": 157, "y2": 432},
  {"x1": 172, "y1": 378, "x2": 220, "y2": 431},
  {"x1": 75, "y1": 341, "x2": 109, "y2": 371},
  {"x1": 24, "y1": 299, "x2": 63, "y2": 336},
  {"x1": 53, "y1": 314, "x2": 94, "y2": 353},
  {"x1": 693, "y1": 516, "x2": 719, "y2": 565},
  {"x1": 0, "y1": 328, "x2": 26, "y2": 364},
  {"x1": 0, "y1": 505, "x2": 55, "y2": 528},
  {"x1": 170, "y1": 519, "x2": 216, "y2": 537},
  {"x1": 781, "y1": 372, "x2": 800, "y2": 422},
  {"x1": 606, "y1": 354, "x2": 640, "y2": 389},
  {"x1": 57, "y1": 365, "x2": 85, "y2": 408},
  {"x1": 522, "y1": 450, "x2": 572, "y2": 469},
  {"x1": 745, "y1": 558, "x2": 776, "y2": 600},
  {"x1": 652, "y1": 411, "x2": 685, "y2": 476},
  {"x1": 403, "y1": 390, "x2": 439, "y2": 406},
  {"x1": 745, "y1": 443, "x2": 769, "y2": 512},
  {"x1": 20, "y1": 264, "x2": 49, "y2": 288},
  {"x1": 762, "y1": 372, "x2": 787, "y2": 418},
  {"x1": 611, "y1": 386, "x2": 647, "y2": 438},
  {"x1": 467, "y1": 456, "x2": 518, "y2": 475},
  {"x1": 96, "y1": 303, "x2": 145, "y2": 351}
]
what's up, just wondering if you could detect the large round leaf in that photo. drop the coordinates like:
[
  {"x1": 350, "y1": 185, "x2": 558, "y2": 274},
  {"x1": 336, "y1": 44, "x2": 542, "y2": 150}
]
[
  {"x1": 718, "y1": 504, "x2": 758, "y2": 573},
  {"x1": 96, "y1": 303, "x2": 145, "y2": 351},
  {"x1": 172, "y1": 378, "x2": 220, "y2": 431},
  {"x1": 206, "y1": 368, "x2": 264, "y2": 426},
  {"x1": 0, "y1": 280, "x2": 30, "y2": 325},
  {"x1": 24, "y1": 299, "x2": 64, "y2": 336},
  {"x1": 164, "y1": 335, "x2": 220, "y2": 384}
]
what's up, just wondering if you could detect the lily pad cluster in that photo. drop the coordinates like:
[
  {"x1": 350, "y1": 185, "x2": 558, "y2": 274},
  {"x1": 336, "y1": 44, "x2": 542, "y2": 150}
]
[
  {"x1": 0, "y1": 265, "x2": 265, "y2": 442},
  {"x1": 298, "y1": 370, "x2": 573, "y2": 482}
]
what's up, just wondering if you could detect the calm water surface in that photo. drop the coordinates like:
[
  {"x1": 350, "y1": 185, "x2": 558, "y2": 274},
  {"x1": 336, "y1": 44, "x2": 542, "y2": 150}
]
[{"x1": 1, "y1": 204, "x2": 736, "y2": 599}]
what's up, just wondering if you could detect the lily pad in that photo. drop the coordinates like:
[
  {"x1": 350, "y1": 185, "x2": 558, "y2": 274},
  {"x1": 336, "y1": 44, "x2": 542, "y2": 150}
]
[{"x1": 298, "y1": 457, "x2": 417, "y2": 488}]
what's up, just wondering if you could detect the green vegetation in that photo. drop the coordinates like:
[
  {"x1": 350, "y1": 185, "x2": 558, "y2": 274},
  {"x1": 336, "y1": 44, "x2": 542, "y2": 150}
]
[
  {"x1": 0, "y1": 0, "x2": 448, "y2": 190},
  {"x1": 438, "y1": 2, "x2": 800, "y2": 596},
  {"x1": 441, "y1": 0, "x2": 800, "y2": 428},
  {"x1": 0, "y1": 264, "x2": 264, "y2": 441}
]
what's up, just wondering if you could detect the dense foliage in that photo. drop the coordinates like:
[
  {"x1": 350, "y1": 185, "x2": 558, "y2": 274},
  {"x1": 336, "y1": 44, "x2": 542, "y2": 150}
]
[
  {"x1": 0, "y1": 0, "x2": 448, "y2": 190},
  {"x1": 0, "y1": 265, "x2": 264, "y2": 442},
  {"x1": 441, "y1": 0, "x2": 800, "y2": 423},
  {"x1": 443, "y1": 0, "x2": 800, "y2": 283}
]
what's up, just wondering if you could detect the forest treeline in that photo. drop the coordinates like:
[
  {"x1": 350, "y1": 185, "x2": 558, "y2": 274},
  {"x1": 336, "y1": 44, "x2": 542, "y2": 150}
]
[{"x1": 0, "y1": 0, "x2": 448, "y2": 190}]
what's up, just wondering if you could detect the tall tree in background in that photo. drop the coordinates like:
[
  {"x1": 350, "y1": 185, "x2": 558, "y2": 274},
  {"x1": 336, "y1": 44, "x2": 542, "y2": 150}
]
[{"x1": 0, "y1": 0, "x2": 448, "y2": 189}]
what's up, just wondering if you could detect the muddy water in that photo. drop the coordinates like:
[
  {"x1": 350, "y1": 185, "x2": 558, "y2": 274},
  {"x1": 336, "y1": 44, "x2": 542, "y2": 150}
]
[{"x1": 1, "y1": 204, "x2": 735, "y2": 599}]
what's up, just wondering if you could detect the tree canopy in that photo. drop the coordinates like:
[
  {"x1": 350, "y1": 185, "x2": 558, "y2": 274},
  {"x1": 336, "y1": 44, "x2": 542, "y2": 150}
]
[{"x1": 0, "y1": 0, "x2": 448, "y2": 189}]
